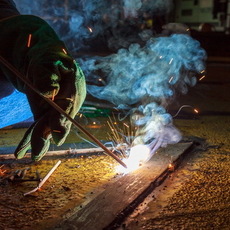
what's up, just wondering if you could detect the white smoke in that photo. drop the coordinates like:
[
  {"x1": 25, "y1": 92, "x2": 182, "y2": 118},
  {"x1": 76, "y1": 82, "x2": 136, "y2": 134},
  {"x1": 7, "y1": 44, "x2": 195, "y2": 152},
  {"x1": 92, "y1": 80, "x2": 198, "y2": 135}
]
[
  {"x1": 81, "y1": 34, "x2": 206, "y2": 145},
  {"x1": 12, "y1": 0, "x2": 206, "y2": 149}
]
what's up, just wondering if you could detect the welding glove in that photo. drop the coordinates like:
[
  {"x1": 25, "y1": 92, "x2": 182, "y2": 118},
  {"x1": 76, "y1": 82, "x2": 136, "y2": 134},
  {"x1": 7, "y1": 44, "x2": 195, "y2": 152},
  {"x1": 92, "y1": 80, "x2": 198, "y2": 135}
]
[{"x1": 0, "y1": 15, "x2": 86, "y2": 161}]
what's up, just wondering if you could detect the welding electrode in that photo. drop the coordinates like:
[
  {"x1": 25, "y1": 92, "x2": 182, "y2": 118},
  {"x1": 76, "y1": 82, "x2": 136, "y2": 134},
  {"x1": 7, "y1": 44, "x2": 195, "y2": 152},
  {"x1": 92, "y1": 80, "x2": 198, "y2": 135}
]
[{"x1": 0, "y1": 55, "x2": 127, "y2": 168}]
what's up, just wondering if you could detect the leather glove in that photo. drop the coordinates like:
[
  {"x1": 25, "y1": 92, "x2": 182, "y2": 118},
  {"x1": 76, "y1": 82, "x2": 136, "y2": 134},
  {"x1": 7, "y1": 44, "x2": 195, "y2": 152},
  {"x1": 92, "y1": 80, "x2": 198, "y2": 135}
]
[{"x1": 0, "y1": 15, "x2": 86, "y2": 161}]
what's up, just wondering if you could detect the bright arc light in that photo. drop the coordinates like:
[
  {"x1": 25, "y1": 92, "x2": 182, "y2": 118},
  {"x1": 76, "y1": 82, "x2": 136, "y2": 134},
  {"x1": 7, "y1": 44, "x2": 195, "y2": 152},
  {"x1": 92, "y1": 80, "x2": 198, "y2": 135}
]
[
  {"x1": 87, "y1": 26, "x2": 93, "y2": 33},
  {"x1": 116, "y1": 144, "x2": 151, "y2": 174}
]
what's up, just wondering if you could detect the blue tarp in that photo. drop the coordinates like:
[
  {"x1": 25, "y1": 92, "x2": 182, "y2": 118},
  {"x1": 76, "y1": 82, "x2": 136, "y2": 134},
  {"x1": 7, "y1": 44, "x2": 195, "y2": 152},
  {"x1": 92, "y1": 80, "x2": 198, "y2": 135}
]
[{"x1": 0, "y1": 90, "x2": 33, "y2": 128}]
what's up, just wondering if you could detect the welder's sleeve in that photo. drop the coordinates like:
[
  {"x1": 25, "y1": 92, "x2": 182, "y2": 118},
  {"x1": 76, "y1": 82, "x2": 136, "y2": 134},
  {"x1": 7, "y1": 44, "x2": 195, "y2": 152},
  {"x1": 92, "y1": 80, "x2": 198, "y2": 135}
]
[
  {"x1": 0, "y1": 0, "x2": 20, "y2": 20},
  {"x1": 0, "y1": 15, "x2": 86, "y2": 161}
]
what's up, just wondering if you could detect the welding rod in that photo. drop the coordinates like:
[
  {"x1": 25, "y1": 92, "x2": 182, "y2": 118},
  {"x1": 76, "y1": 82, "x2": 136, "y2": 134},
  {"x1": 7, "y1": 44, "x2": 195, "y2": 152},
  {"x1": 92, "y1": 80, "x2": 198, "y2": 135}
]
[{"x1": 0, "y1": 55, "x2": 127, "y2": 168}]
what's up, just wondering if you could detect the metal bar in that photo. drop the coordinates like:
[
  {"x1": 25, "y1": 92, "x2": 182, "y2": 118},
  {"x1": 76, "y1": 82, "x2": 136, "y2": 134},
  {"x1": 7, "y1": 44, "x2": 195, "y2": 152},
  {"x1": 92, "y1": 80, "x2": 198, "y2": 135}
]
[
  {"x1": 38, "y1": 160, "x2": 61, "y2": 188},
  {"x1": 0, "y1": 55, "x2": 127, "y2": 168},
  {"x1": 24, "y1": 160, "x2": 61, "y2": 196}
]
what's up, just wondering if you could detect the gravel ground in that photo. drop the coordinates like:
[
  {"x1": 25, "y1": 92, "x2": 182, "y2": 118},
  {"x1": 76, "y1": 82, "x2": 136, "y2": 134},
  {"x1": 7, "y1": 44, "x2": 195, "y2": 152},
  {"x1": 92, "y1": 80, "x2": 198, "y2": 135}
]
[
  {"x1": 125, "y1": 116, "x2": 230, "y2": 230},
  {"x1": 124, "y1": 62, "x2": 230, "y2": 230},
  {"x1": 0, "y1": 155, "x2": 119, "y2": 230}
]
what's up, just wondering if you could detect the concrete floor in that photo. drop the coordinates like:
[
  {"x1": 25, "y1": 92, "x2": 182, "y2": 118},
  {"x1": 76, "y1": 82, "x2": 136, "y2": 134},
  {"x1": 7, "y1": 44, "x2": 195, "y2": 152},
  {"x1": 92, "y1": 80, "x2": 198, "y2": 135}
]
[{"x1": 123, "y1": 62, "x2": 230, "y2": 230}]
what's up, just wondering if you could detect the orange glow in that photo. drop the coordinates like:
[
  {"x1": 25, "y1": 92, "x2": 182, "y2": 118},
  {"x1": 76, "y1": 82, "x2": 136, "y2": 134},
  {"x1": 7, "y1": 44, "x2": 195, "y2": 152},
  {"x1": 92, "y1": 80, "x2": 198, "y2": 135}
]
[
  {"x1": 27, "y1": 34, "x2": 32, "y2": 47},
  {"x1": 87, "y1": 122, "x2": 102, "y2": 128},
  {"x1": 87, "y1": 124, "x2": 102, "y2": 128},
  {"x1": 0, "y1": 165, "x2": 6, "y2": 175},
  {"x1": 168, "y1": 163, "x2": 174, "y2": 170},
  {"x1": 53, "y1": 130, "x2": 61, "y2": 133},
  {"x1": 199, "y1": 75, "x2": 205, "y2": 81},
  {"x1": 51, "y1": 89, "x2": 56, "y2": 101},
  {"x1": 194, "y1": 108, "x2": 199, "y2": 114},
  {"x1": 62, "y1": 48, "x2": 67, "y2": 54}
]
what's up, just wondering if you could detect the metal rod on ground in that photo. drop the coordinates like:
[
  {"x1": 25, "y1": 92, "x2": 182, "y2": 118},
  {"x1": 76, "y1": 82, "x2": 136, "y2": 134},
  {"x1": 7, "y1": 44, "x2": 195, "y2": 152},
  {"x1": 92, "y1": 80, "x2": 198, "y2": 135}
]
[
  {"x1": 0, "y1": 55, "x2": 127, "y2": 168},
  {"x1": 24, "y1": 160, "x2": 61, "y2": 196}
]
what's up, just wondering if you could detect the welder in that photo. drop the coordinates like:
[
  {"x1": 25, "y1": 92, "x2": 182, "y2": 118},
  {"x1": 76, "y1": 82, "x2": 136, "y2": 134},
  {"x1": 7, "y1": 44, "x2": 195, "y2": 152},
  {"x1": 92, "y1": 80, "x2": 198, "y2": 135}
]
[{"x1": 0, "y1": 0, "x2": 86, "y2": 161}]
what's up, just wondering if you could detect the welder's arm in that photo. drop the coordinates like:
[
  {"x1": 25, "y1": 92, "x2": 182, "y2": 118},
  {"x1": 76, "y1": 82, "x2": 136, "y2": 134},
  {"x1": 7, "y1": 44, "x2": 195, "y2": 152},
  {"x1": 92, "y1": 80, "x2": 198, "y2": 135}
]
[
  {"x1": 15, "y1": 59, "x2": 86, "y2": 161},
  {"x1": 0, "y1": 15, "x2": 86, "y2": 161},
  {"x1": 0, "y1": 0, "x2": 20, "y2": 20}
]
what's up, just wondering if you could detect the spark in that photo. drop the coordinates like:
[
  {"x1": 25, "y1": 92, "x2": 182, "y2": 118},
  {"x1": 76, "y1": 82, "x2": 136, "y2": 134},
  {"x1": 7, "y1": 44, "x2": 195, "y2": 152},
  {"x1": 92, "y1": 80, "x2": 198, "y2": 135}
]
[
  {"x1": 53, "y1": 130, "x2": 61, "y2": 133},
  {"x1": 168, "y1": 163, "x2": 174, "y2": 170},
  {"x1": 66, "y1": 98, "x2": 74, "y2": 102},
  {"x1": 106, "y1": 115, "x2": 136, "y2": 158},
  {"x1": 169, "y1": 76, "x2": 174, "y2": 83},
  {"x1": 173, "y1": 105, "x2": 199, "y2": 117},
  {"x1": 62, "y1": 48, "x2": 67, "y2": 54},
  {"x1": 106, "y1": 115, "x2": 163, "y2": 173},
  {"x1": 87, "y1": 26, "x2": 93, "y2": 33},
  {"x1": 98, "y1": 78, "x2": 106, "y2": 85},
  {"x1": 194, "y1": 108, "x2": 199, "y2": 113},
  {"x1": 87, "y1": 120, "x2": 102, "y2": 129},
  {"x1": 169, "y1": 58, "x2": 173, "y2": 65},
  {"x1": 123, "y1": 123, "x2": 129, "y2": 128},
  {"x1": 51, "y1": 89, "x2": 56, "y2": 101},
  {"x1": 106, "y1": 116, "x2": 175, "y2": 174},
  {"x1": 27, "y1": 34, "x2": 32, "y2": 47},
  {"x1": 199, "y1": 75, "x2": 205, "y2": 81}
]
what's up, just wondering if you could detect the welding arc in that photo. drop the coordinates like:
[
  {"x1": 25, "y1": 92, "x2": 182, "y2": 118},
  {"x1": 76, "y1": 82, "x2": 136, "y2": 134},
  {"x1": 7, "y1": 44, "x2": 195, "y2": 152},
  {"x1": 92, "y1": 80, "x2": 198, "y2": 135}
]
[{"x1": 0, "y1": 55, "x2": 127, "y2": 168}]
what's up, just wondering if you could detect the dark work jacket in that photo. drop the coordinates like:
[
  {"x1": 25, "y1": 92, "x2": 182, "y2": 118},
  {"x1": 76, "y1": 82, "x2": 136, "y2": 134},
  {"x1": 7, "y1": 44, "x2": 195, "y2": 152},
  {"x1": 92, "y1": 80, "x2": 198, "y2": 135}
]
[{"x1": 0, "y1": 0, "x2": 20, "y2": 98}]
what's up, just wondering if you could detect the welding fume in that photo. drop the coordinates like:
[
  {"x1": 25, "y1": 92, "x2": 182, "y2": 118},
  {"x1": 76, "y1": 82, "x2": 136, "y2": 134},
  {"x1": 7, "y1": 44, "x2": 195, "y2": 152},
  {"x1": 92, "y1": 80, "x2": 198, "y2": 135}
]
[{"x1": 0, "y1": 0, "x2": 206, "y2": 167}]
